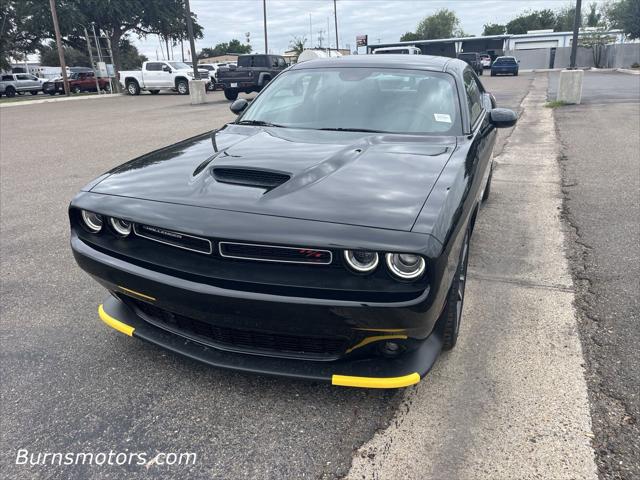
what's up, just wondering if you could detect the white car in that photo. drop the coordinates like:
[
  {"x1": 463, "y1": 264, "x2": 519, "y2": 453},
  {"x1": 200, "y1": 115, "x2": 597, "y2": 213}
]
[
  {"x1": 480, "y1": 54, "x2": 492, "y2": 68},
  {"x1": 119, "y1": 61, "x2": 209, "y2": 95},
  {"x1": 373, "y1": 46, "x2": 422, "y2": 55}
]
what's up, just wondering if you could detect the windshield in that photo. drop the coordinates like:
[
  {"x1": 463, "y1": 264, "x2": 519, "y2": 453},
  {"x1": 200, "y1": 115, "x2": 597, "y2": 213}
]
[
  {"x1": 239, "y1": 67, "x2": 461, "y2": 135},
  {"x1": 168, "y1": 62, "x2": 191, "y2": 70}
]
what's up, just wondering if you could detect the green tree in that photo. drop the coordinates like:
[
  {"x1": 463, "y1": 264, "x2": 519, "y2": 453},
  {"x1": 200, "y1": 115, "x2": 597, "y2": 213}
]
[
  {"x1": 414, "y1": 9, "x2": 464, "y2": 40},
  {"x1": 288, "y1": 36, "x2": 307, "y2": 55},
  {"x1": 482, "y1": 23, "x2": 506, "y2": 35},
  {"x1": 579, "y1": 29, "x2": 617, "y2": 66},
  {"x1": 506, "y1": 9, "x2": 557, "y2": 34},
  {"x1": 606, "y1": 0, "x2": 640, "y2": 39},
  {"x1": 399, "y1": 31, "x2": 422, "y2": 42},
  {"x1": 38, "y1": 41, "x2": 90, "y2": 67},
  {"x1": 198, "y1": 39, "x2": 251, "y2": 59},
  {"x1": 118, "y1": 38, "x2": 148, "y2": 70},
  {"x1": 554, "y1": 5, "x2": 577, "y2": 31},
  {"x1": 586, "y1": 2, "x2": 603, "y2": 27}
]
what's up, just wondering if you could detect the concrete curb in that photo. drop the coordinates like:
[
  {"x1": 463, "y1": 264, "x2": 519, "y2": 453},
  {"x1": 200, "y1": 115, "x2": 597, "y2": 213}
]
[
  {"x1": 616, "y1": 68, "x2": 640, "y2": 75},
  {"x1": 0, "y1": 93, "x2": 123, "y2": 108}
]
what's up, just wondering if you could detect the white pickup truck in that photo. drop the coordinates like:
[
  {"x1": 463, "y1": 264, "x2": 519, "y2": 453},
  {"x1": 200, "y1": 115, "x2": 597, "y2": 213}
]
[{"x1": 119, "y1": 61, "x2": 209, "y2": 95}]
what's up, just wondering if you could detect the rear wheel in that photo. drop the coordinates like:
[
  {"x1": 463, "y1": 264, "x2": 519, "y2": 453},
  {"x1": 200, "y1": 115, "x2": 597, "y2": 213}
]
[
  {"x1": 149, "y1": 90, "x2": 160, "y2": 95},
  {"x1": 71, "y1": 86, "x2": 81, "y2": 94},
  {"x1": 5, "y1": 86, "x2": 16, "y2": 97},
  {"x1": 224, "y1": 88, "x2": 238, "y2": 101},
  {"x1": 126, "y1": 81, "x2": 140, "y2": 95},
  {"x1": 438, "y1": 228, "x2": 470, "y2": 350},
  {"x1": 30, "y1": 90, "x2": 39, "y2": 95}
]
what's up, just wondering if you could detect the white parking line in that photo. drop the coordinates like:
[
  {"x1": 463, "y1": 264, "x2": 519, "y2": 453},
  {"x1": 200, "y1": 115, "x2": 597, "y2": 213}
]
[
  {"x1": 0, "y1": 93, "x2": 122, "y2": 108},
  {"x1": 347, "y1": 75, "x2": 597, "y2": 480}
]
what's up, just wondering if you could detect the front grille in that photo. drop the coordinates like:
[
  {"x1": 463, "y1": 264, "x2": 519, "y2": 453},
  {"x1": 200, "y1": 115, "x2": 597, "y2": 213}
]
[
  {"x1": 219, "y1": 242, "x2": 333, "y2": 265},
  {"x1": 133, "y1": 224, "x2": 212, "y2": 254},
  {"x1": 130, "y1": 300, "x2": 349, "y2": 359},
  {"x1": 212, "y1": 167, "x2": 290, "y2": 190}
]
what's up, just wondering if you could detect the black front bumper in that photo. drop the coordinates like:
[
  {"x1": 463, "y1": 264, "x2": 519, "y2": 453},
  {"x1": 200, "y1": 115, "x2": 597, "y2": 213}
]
[{"x1": 100, "y1": 295, "x2": 442, "y2": 388}]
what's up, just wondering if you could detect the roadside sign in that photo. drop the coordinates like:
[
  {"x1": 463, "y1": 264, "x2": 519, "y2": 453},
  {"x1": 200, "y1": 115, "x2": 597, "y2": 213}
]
[{"x1": 356, "y1": 35, "x2": 367, "y2": 47}]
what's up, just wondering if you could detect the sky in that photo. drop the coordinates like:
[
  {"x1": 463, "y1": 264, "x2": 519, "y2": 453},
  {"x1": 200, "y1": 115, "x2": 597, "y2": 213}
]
[{"x1": 134, "y1": 0, "x2": 599, "y2": 61}]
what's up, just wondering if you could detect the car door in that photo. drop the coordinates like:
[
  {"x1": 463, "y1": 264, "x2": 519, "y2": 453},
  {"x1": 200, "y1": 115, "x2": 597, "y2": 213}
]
[
  {"x1": 15, "y1": 74, "x2": 38, "y2": 92},
  {"x1": 463, "y1": 68, "x2": 494, "y2": 202},
  {"x1": 143, "y1": 62, "x2": 164, "y2": 87}
]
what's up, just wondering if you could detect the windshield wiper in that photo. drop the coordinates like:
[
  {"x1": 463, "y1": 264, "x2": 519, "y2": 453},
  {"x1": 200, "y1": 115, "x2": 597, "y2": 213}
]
[
  {"x1": 237, "y1": 120, "x2": 286, "y2": 128},
  {"x1": 317, "y1": 127, "x2": 389, "y2": 133}
]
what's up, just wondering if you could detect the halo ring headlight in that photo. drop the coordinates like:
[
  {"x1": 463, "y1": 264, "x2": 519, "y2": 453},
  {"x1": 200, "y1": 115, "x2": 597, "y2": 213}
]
[
  {"x1": 385, "y1": 253, "x2": 426, "y2": 280},
  {"x1": 80, "y1": 210, "x2": 103, "y2": 233},
  {"x1": 343, "y1": 250, "x2": 379, "y2": 273},
  {"x1": 109, "y1": 217, "x2": 132, "y2": 237}
]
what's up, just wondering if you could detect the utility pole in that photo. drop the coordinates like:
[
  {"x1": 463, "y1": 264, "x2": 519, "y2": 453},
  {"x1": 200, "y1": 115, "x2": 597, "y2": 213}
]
[
  {"x1": 333, "y1": 0, "x2": 339, "y2": 51},
  {"x1": 83, "y1": 27, "x2": 102, "y2": 94},
  {"x1": 569, "y1": 0, "x2": 583, "y2": 69},
  {"x1": 184, "y1": 0, "x2": 199, "y2": 78},
  {"x1": 48, "y1": 0, "x2": 69, "y2": 96},
  {"x1": 263, "y1": 0, "x2": 268, "y2": 54}
]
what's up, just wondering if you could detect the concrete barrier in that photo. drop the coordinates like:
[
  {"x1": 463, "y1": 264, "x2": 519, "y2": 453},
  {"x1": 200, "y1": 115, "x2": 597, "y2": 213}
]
[
  {"x1": 189, "y1": 79, "x2": 207, "y2": 105},
  {"x1": 557, "y1": 69, "x2": 584, "y2": 104}
]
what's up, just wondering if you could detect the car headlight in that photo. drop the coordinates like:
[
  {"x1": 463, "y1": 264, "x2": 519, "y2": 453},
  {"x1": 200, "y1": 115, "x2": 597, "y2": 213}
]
[
  {"x1": 385, "y1": 253, "x2": 426, "y2": 280},
  {"x1": 186, "y1": 71, "x2": 194, "y2": 77},
  {"x1": 81, "y1": 210, "x2": 103, "y2": 233},
  {"x1": 109, "y1": 217, "x2": 132, "y2": 237},
  {"x1": 344, "y1": 250, "x2": 379, "y2": 273}
]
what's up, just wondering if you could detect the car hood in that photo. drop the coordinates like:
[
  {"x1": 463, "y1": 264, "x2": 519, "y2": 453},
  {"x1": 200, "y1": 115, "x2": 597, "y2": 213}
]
[{"x1": 90, "y1": 125, "x2": 456, "y2": 231}]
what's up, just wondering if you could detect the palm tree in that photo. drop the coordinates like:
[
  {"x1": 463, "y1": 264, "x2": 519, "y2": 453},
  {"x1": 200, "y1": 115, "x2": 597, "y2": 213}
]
[{"x1": 288, "y1": 36, "x2": 307, "y2": 54}]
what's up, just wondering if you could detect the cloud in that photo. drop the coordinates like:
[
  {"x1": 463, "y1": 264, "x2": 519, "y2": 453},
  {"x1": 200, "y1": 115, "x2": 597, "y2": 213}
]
[{"x1": 134, "y1": 0, "x2": 600, "y2": 60}]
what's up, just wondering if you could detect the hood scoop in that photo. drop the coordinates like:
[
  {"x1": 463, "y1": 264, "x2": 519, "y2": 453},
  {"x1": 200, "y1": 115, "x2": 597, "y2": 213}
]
[{"x1": 212, "y1": 167, "x2": 291, "y2": 190}]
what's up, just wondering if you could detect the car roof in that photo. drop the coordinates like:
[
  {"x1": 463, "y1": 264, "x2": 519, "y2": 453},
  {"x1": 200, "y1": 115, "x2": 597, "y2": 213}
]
[{"x1": 290, "y1": 54, "x2": 465, "y2": 73}]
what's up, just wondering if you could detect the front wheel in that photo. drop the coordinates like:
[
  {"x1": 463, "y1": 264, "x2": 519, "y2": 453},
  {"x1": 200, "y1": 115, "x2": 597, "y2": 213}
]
[
  {"x1": 30, "y1": 90, "x2": 39, "y2": 95},
  {"x1": 5, "y1": 87, "x2": 16, "y2": 98},
  {"x1": 176, "y1": 80, "x2": 189, "y2": 95},
  {"x1": 438, "y1": 228, "x2": 470, "y2": 350},
  {"x1": 71, "y1": 86, "x2": 81, "y2": 94},
  {"x1": 224, "y1": 88, "x2": 238, "y2": 101},
  {"x1": 478, "y1": 69, "x2": 483, "y2": 76}
]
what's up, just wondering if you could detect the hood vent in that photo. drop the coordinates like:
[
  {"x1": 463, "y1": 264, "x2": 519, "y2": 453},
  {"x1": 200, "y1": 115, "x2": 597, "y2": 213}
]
[{"x1": 212, "y1": 167, "x2": 290, "y2": 190}]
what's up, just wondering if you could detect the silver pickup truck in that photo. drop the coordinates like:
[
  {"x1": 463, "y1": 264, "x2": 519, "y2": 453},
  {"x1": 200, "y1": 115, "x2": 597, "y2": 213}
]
[{"x1": 0, "y1": 73, "x2": 44, "y2": 97}]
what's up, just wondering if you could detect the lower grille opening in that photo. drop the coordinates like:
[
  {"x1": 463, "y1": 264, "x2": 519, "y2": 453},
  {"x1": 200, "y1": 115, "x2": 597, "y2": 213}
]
[{"x1": 128, "y1": 299, "x2": 349, "y2": 360}]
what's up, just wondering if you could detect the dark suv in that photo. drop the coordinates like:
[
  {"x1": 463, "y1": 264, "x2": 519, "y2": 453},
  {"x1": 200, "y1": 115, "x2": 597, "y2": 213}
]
[
  {"x1": 457, "y1": 52, "x2": 483, "y2": 76},
  {"x1": 218, "y1": 54, "x2": 287, "y2": 100}
]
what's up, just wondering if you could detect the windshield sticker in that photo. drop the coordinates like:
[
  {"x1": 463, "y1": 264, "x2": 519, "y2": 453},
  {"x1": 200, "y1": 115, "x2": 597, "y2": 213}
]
[{"x1": 434, "y1": 113, "x2": 452, "y2": 123}]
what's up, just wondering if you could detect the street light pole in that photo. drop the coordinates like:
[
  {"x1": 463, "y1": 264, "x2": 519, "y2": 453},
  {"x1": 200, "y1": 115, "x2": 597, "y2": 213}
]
[
  {"x1": 333, "y1": 0, "x2": 339, "y2": 51},
  {"x1": 184, "y1": 0, "x2": 199, "y2": 78},
  {"x1": 569, "y1": 0, "x2": 583, "y2": 69},
  {"x1": 48, "y1": 0, "x2": 70, "y2": 96},
  {"x1": 263, "y1": 0, "x2": 268, "y2": 54}
]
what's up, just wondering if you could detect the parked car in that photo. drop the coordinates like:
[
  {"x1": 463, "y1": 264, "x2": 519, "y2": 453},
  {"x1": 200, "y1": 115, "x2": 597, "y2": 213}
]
[
  {"x1": 119, "y1": 61, "x2": 210, "y2": 95},
  {"x1": 491, "y1": 56, "x2": 519, "y2": 76},
  {"x1": 457, "y1": 52, "x2": 483, "y2": 75},
  {"x1": 69, "y1": 55, "x2": 517, "y2": 389},
  {"x1": 218, "y1": 54, "x2": 287, "y2": 100},
  {"x1": 197, "y1": 63, "x2": 230, "y2": 91},
  {"x1": 373, "y1": 46, "x2": 422, "y2": 55},
  {"x1": 0, "y1": 73, "x2": 43, "y2": 97},
  {"x1": 480, "y1": 54, "x2": 492, "y2": 68},
  {"x1": 43, "y1": 71, "x2": 111, "y2": 95}
]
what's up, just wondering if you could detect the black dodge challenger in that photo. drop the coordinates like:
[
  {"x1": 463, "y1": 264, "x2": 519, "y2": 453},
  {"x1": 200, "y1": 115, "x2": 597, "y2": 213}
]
[{"x1": 70, "y1": 55, "x2": 517, "y2": 388}]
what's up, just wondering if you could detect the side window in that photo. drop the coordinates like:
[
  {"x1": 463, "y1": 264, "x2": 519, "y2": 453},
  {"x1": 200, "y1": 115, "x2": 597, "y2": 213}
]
[
  {"x1": 16, "y1": 74, "x2": 29, "y2": 80},
  {"x1": 2, "y1": 75, "x2": 14, "y2": 81},
  {"x1": 271, "y1": 56, "x2": 279, "y2": 68},
  {"x1": 277, "y1": 57, "x2": 287, "y2": 68},
  {"x1": 463, "y1": 70, "x2": 483, "y2": 127},
  {"x1": 145, "y1": 63, "x2": 162, "y2": 71}
]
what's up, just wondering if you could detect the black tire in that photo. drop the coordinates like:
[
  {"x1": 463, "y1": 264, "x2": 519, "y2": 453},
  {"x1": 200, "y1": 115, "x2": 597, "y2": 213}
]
[
  {"x1": 482, "y1": 164, "x2": 493, "y2": 202},
  {"x1": 514, "y1": 71, "x2": 519, "y2": 76},
  {"x1": 149, "y1": 90, "x2": 160, "y2": 95},
  {"x1": 176, "y1": 79, "x2": 189, "y2": 95},
  {"x1": 438, "y1": 228, "x2": 470, "y2": 350},
  {"x1": 71, "y1": 86, "x2": 81, "y2": 94},
  {"x1": 126, "y1": 80, "x2": 140, "y2": 95},
  {"x1": 206, "y1": 82, "x2": 215, "y2": 92},
  {"x1": 48, "y1": 91, "x2": 57, "y2": 96},
  {"x1": 30, "y1": 90, "x2": 39, "y2": 95},
  {"x1": 478, "y1": 69, "x2": 483, "y2": 76},
  {"x1": 5, "y1": 87, "x2": 16, "y2": 98},
  {"x1": 224, "y1": 88, "x2": 238, "y2": 101}
]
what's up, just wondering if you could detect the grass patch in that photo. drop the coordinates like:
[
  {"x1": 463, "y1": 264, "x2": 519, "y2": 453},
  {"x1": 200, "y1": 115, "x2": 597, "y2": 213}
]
[{"x1": 545, "y1": 100, "x2": 569, "y2": 108}]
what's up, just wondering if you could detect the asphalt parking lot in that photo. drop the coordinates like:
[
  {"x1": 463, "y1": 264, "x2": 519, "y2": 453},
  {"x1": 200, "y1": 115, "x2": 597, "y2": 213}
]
[{"x1": 0, "y1": 72, "x2": 605, "y2": 479}]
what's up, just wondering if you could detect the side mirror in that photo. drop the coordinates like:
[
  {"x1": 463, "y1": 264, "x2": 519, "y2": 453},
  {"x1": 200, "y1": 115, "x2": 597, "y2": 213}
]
[
  {"x1": 490, "y1": 108, "x2": 518, "y2": 128},
  {"x1": 230, "y1": 98, "x2": 248, "y2": 114},
  {"x1": 162, "y1": 65, "x2": 172, "y2": 73}
]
